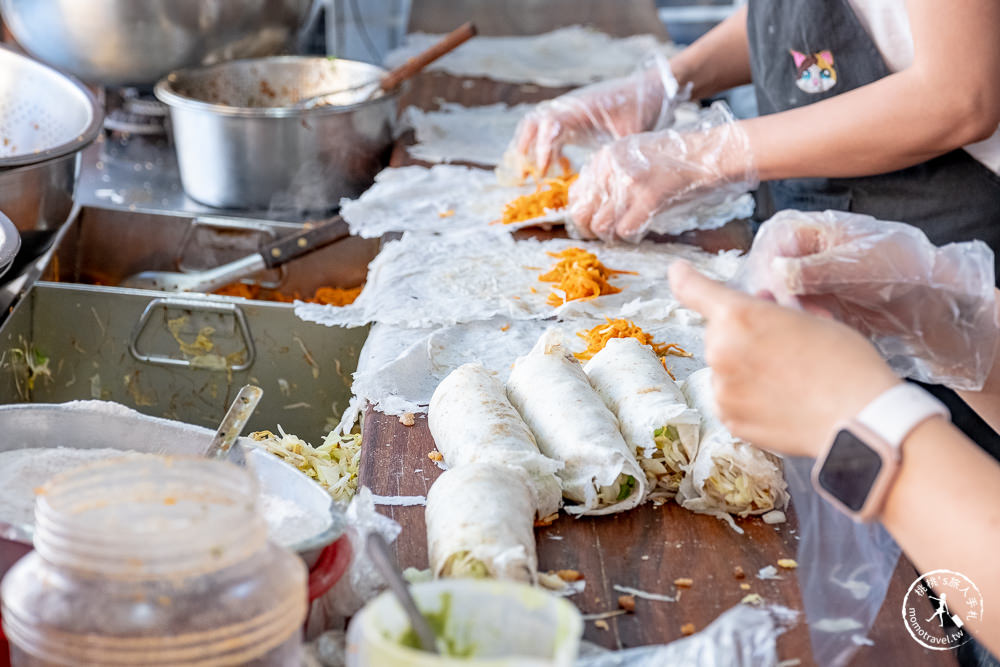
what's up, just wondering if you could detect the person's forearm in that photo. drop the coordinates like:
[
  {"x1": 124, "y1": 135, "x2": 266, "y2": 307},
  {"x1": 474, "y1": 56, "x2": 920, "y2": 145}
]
[
  {"x1": 739, "y1": 69, "x2": 997, "y2": 181},
  {"x1": 958, "y1": 295, "x2": 1000, "y2": 430},
  {"x1": 737, "y1": 0, "x2": 1000, "y2": 181},
  {"x1": 881, "y1": 417, "x2": 1000, "y2": 655},
  {"x1": 669, "y1": 5, "x2": 751, "y2": 100}
]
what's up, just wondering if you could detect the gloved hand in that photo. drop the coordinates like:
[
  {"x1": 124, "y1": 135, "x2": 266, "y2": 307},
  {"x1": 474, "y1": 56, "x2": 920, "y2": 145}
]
[
  {"x1": 500, "y1": 51, "x2": 685, "y2": 182},
  {"x1": 736, "y1": 209, "x2": 1000, "y2": 391},
  {"x1": 567, "y1": 102, "x2": 758, "y2": 243}
]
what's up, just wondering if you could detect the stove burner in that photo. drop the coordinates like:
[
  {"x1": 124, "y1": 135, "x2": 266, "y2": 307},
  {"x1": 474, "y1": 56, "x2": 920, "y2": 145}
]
[{"x1": 102, "y1": 88, "x2": 168, "y2": 136}]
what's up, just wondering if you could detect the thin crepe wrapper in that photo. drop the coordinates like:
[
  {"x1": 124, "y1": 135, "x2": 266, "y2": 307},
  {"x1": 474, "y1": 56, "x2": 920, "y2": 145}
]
[
  {"x1": 584, "y1": 337, "x2": 700, "y2": 497},
  {"x1": 425, "y1": 463, "x2": 538, "y2": 583},
  {"x1": 428, "y1": 362, "x2": 564, "y2": 518},
  {"x1": 680, "y1": 368, "x2": 789, "y2": 522},
  {"x1": 506, "y1": 337, "x2": 646, "y2": 515}
]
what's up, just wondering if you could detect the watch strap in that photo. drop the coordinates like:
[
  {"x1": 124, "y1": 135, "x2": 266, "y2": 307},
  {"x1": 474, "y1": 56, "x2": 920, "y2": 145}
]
[{"x1": 855, "y1": 383, "x2": 950, "y2": 451}]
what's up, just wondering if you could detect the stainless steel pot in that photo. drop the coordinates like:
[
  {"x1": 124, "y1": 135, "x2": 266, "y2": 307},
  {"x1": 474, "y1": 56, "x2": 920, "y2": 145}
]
[
  {"x1": 155, "y1": 57, "x2": 399, "y2": 212},
  {"x1": 0, "y1": 0, "x2": 318, "y2": 87}
]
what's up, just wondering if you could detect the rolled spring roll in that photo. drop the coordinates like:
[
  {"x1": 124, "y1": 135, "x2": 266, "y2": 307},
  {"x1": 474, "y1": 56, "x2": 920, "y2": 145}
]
[
  {"x1": 426, "y1": 462, "x2": 537, "y2": 583},
  {"x1": 680, "y1": 368, "x2": 789, "y2": 526},
  {"x1": 584, "y1": 337, "x2": 700, "y2": 497},
  {"x1": 428, "y1": 363, "x2": 563, "y2": 518},
  {"x1": 506, "y1": 337, "x2": 646, "y2": 515}
]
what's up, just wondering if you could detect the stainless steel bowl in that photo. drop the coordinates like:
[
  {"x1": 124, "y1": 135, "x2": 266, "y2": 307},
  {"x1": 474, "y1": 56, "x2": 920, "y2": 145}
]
[
  {"x1": 0, "y1": 46, "x2": 101, "y2": 232},
  {"x1": 0, "y1": 45, "x2": 102, "y2": 169},
  {"x1": 0, "y1": 211, "x2": 19, "y2": 278},
  {"x1": 0, "y1": 0, "x2": 317, "y2": 87},
  {"x1": 0, "y1": 401, "x2": 345, "y2": 567},
  {"x1": 155, "y1": 57, "x2": 399, "y2": 211}
]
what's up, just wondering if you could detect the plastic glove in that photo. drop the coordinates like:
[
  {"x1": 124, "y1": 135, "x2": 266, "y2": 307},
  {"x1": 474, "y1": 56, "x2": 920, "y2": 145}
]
[
  {"x1": 500, "y1": 50, "x2": 685, "y2": 181},
  {"x1": 567, "y1": 102, "x2": 758, "y2": 243},
  {"x1": 736, "y1": 209, "x2": 999, "y2": 391}
]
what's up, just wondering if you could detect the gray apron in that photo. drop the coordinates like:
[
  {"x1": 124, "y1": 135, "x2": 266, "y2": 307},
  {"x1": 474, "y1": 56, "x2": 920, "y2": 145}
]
[{"x1": 746, "y1": 1, "x2": 1000, "y2": 476}]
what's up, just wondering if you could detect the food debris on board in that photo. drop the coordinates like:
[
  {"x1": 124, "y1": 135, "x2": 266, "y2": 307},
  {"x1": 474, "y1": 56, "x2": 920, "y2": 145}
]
[
  {"x1": 758, "y1": 565, "x2": 783, "y2": 581},
  {"x1": 680, "y1": 622, "x2": 696, "y2": 636},
  {"x1": 777, "y1": 558, "x2": 798, "y2": 569},
  {"x1": 741, "y1": 593, "x2": 765, "y2": 607},
  {"x1": 618, "y1": 595, "x2": 636, "y2": 613},
  {"x1": 398, "y1": 412, "x2": 416, "y2": 426}
]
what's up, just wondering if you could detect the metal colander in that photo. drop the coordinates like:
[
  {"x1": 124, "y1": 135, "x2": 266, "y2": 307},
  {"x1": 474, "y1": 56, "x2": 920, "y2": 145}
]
[{"x1": 0, "y1": 46, "x2": 102, "y2": 168}]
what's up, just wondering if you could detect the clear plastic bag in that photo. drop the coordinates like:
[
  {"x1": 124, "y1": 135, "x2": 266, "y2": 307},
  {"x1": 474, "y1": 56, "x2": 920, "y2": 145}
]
[
  {"x1": 784, "y1": 457, "x2": 901, "y2": 667},
  {"x1": 736, "y1": 209, "x2": 999, "y2": 391},
  {"x1": 575, "y1": 604, "x2": 798, "y2": 666}
]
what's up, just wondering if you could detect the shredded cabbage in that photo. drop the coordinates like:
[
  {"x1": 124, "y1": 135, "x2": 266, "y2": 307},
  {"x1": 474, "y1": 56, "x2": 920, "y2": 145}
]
[
  {"x1": 441, "y1": 550, "x2": 490, "y2": 578},
  {"x1": 645, "y1": 425, "x2": 689, "y2": 493},
  {"x1": 250, "y1": 426, "x2": 362, "y2": 504},
  {"x1": 704, "y1": 455, "x2": 780, "y2": 515},
  {"x1": 596, "y1": 473, "x2": 638, "y2": 505}
]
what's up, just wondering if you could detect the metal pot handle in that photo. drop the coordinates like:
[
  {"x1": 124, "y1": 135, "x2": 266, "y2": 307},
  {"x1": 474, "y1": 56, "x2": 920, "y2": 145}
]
[{"x1": 128, "y1": 297, "x2": 256, "y2": 371}]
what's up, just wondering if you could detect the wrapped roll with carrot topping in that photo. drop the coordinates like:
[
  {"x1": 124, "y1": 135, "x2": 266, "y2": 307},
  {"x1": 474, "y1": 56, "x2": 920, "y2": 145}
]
[
  {"x1": 506, "y1": 334, "x2": 646, "y2": 515},
  {"x1": 428, "y1": 363, "x2": 563, "y2": 518},
  {"x1": 679, "y1": 368, "x2": 789, "y2": 529},
  {"x1": 584, "y1": 337, "x2": 700, "y2": 498},
  {"x1": 426, "y1": 462, "x2": 538, "y2": 582}
]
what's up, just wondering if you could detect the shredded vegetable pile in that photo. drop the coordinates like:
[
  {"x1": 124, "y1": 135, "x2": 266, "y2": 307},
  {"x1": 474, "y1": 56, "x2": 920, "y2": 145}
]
[
  {"x1": 574, "y1": 317, "x2": 692, "y2": 364},
  {"x1": 250, "y1": 427, "x2": 362, "y2": 503},
  {"x1": 500, "y1": 172, "x2": 578, "y2": 224},
  {"x1": 214, "y1": 283, "x2": 362, "y2": 306},
  {"x1": 538, "y1": 248, "x2": 635, "y2": 307},
  {"x1": 705, "y1": 454, "x2": 782, "y2": 516}
]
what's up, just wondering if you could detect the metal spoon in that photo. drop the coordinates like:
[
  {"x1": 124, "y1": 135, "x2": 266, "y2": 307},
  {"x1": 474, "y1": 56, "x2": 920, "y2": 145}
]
[
  {"x1": 367, "y1": 532, "x2": 439, "y2": 654},
  {"x1": 205, "y1": 384, "x2": 263, "y2": 461}
]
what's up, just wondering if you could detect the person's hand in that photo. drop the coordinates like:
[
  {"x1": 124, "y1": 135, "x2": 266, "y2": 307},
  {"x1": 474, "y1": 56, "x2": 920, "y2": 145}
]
[
  {"x1": 669, "y1": 260, "x2": 901, "y2": 458},
  {"x1": 737, "y1": 209, "x2": 999, "y2": 391},
  {"x1": 567, "y1": 107, "x2": 757, "y2": 243},
  {"x1": 501, "y1": 52, "x2": 684, "y2": 180}
]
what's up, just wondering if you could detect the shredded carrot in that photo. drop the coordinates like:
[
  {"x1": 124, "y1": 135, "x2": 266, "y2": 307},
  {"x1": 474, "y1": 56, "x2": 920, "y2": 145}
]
[
  {"x1": 574, "y1": 318, "x2": 693, "y2": 380},
  {"x1": 438, "y1": 209, "x2": 455, "y2": 218},
  {"x1": 213, "y1": 283, "x2": 362, "y2": 306},
  {"x1": 501, "y1": 172, "x2": 578, "y2": 224},
  {"x1": 539, "y1": 248, "x2": 636, "y2": 307},
  {"x1": 500, "y1": 323, "x2": 511, "y2": 331}
]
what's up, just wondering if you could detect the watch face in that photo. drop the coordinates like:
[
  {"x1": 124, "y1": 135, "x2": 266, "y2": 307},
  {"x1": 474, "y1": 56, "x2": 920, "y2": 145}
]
[{"x1": 817, "y1": 429, "x2": 883, "y2": 512}]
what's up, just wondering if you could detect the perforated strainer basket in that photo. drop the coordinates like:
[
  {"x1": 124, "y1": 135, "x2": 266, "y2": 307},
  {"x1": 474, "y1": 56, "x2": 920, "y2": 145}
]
[{"x1": 0, "y1": 46, "x2": 102, "y2": 168}]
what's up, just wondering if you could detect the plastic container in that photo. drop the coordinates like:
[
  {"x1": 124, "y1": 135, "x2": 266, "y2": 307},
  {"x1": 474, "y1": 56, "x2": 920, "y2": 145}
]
[
  {"x1": 1, "y1": 455, "x2": 307, "y2": 666},
  {"x1": 346, "y1": 579, "x2": 583, "y2": 666}
]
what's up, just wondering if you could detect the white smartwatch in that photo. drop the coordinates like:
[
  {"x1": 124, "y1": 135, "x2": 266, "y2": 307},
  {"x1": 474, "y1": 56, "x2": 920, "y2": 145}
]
[{"x1": 811, "y1": 383, "x2": 950, "y2": 521}]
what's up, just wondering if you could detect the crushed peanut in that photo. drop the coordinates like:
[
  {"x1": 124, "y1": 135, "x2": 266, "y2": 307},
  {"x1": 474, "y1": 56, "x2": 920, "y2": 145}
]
[
  {"x1": 534, "y1": 512, "x2": 559, "y2": 527},
  {"x1": 777, "y1": 558, "x2": 798, "y2": 569},
  {"x1": 618, "y1": 595, "x2": 636, "y2": 613},
  {"x1": 427, "y1": 451, "x2": 443, "y2": 462},
  {"x1": 741, "y1": 593, "x2": 764, "y2": 606},
  {"x1": 556, "y1": 569, "x2": 584, "y2": 582},
  {"x1": 594, "y1": 619, "x2": 610, "y2": 631},
  {"x1": 399, "y1": 413, "x2": 416, "y2": 427},
  {"x1": 740, "y1": 583, "x2": 752, "y2": 591},
  {"x1": 674, "y1": 578, "x2": 693, "y2": 589},
  {"x1": 681, "y1": 623, "x2": 696, "y2": 636},
  {"x1": 733, "y1": 566, "x2": 746, "y2": 579}
]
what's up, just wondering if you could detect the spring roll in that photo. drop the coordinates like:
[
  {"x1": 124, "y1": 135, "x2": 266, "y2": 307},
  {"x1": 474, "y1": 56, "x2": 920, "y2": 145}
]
[
  {"x1": 428, "y1": 363, "x2": 563, "y2": 518},
  {"x1": 584, "y1": 337, "x2": 701, "y2": 497},
  {"x1": 680, "y1": 368, "x2": 789, "y2": 526},
  {"x1": 426, "y1": 462, "x2": 537, "y2": 583},
  {"x1": 506, "y1": 337, "x2": 646, "y2": 515}
]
